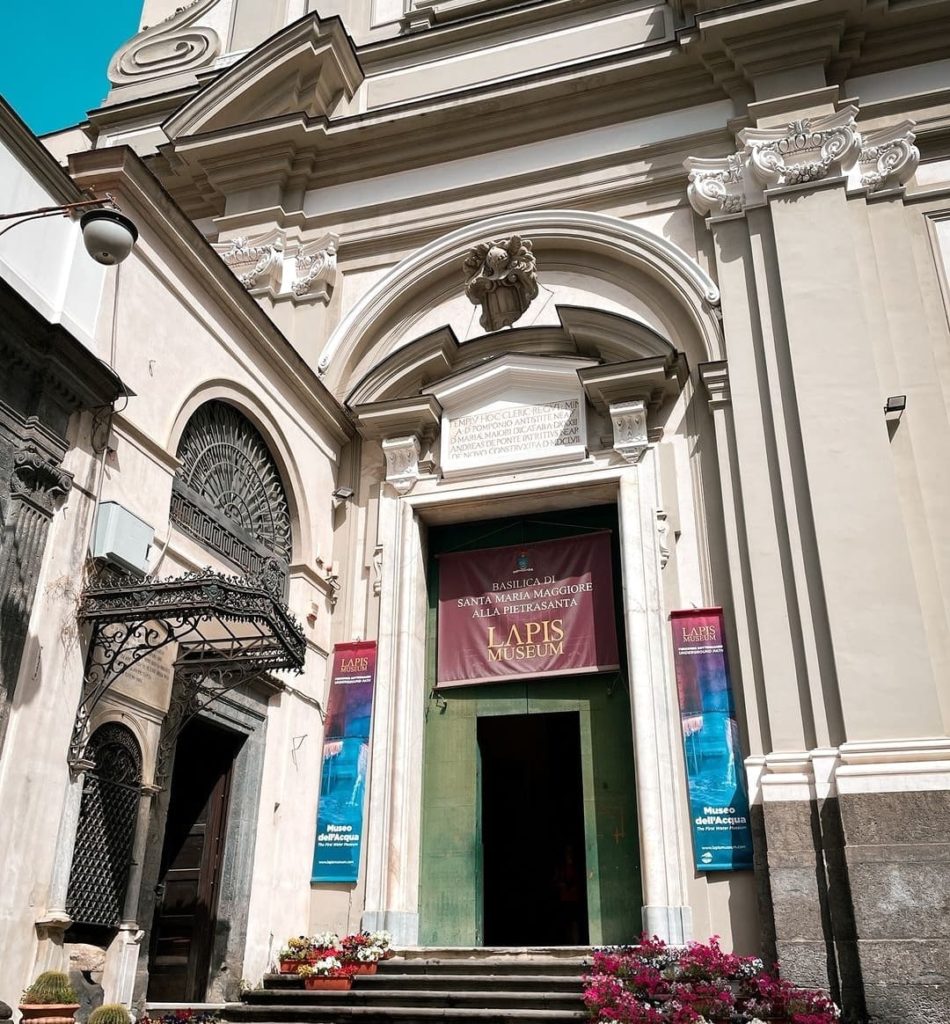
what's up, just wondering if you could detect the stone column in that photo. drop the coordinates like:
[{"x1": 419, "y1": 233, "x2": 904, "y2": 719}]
[
  {"x1": 361, "y1": 440, "x2": 428, "y2": 944},
  {"x1": 617, "y1": 454, "x2": 692, "y2": 943}
]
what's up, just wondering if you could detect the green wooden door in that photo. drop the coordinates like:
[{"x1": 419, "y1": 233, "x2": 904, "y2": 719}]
[{"x1": 419, "y1": 507, "x2": 642, "y2": 945}]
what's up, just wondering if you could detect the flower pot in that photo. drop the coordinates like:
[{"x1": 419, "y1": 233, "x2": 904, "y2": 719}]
[
  {"x1": 303, "y1": 977, "x2": 352, "y2": 991},
  {"x1": 19, "y1": 1004, "x2": 79, "y2": 1024},
  {"x1": 354, "y1": 963, "x2": 378, "y2": 975},
  {"x1": 280, "y1": 959, "x2": 303, "y2": 974}
]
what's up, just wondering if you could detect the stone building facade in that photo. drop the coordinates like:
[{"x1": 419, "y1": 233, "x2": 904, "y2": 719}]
[{"x1": 2, "y1": 2, "x2": 950, "y2": 1022}]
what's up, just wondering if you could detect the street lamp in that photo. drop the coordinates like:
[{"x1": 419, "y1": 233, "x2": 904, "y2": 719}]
[{"x1": 0, "y1": 195, "x2": 138, "y2": 265}]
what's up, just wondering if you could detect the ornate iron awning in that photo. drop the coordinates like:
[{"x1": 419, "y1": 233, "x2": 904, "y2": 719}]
[{"x1": 69, "y1": 562, "x2": 306, "y2": 780}]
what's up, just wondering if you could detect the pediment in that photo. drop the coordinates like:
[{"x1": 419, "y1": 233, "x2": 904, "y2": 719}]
[{"x1": 164, "y1": 14, "x2": 363, "y2": 140}]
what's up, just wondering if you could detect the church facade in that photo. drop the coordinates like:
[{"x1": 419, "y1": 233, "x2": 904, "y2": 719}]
[{"x1": 2, "y1": 2, "x2": 950, "y2": 1022}]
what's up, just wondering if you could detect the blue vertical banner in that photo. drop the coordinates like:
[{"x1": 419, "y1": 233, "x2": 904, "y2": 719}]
[
  {"x1": 670, "y1": 609, "x2": 753, "y2": 871},
  {"x1": 312, "y1": 641, "x2": 376, "y2": 882}
]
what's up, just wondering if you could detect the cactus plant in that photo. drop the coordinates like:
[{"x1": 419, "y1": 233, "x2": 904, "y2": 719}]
[
  {"x1": 21, "y1": 973, "x2": 78, "y2": 1006},
  {"x1": 88, "y1": 1007, "x2": 131, "y2": 1024}
]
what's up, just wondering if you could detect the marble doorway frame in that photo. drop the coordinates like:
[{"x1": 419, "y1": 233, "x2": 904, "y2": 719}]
[{"x1": 360, "y1": 458, "x2": 693, "y2": 945}]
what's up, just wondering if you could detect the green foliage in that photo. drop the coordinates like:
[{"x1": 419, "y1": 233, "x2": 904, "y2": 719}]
[
  {"x1": 88, "y1": 1005, "x2": 131, "y2": 1024},
  {"x1": 22, "y1": 972, "x2": 78, "y2": 1005}
]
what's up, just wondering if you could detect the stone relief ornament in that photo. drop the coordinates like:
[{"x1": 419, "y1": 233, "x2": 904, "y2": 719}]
[
  {"x1": 857, "y1": 121, "x2": 919, "y2": 194},
  {"x1": 212, "y1": 234, "x2": 284, "y2": 295},
  {"x1": 463, "y1": 235, "x2": 539, "y2": 332},
  {"x1": 109, "y1": 0, "x2": 221, "y2": 84},
  {"x1": 293, "y1": 238, "x2": 338, "y2": 303},
  {"x1": 656, "y1": 508, "x2": 671, "y2": 569}
]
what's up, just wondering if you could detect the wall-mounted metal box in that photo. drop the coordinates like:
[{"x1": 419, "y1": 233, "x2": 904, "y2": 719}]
[{"x1": 91, "y1": 501, "x2": 153, "y2": 575}]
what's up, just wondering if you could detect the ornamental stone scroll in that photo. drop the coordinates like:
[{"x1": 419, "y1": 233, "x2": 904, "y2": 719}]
[{"x1": 109, "y1": 0, "x2": 222, "y2": 85}]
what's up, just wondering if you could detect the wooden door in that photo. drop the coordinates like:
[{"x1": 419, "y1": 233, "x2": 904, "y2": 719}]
[{"x1": 147, "y1": 720, "x2": 237, "y2": 1002}]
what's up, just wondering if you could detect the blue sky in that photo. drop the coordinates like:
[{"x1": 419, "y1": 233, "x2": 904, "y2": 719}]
[{"x1": 3, "y1": 3, "x2": 142, "y2": 135}]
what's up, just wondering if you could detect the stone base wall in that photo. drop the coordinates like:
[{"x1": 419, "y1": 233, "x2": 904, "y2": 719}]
[{"x1": 759, "y1": 780, "x2": 950, "y2": 1023}]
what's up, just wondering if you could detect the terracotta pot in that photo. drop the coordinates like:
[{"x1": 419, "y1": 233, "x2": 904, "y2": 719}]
[
  {"x1": 280, "y1": 959, "x2": 303, "y2": 974},
  {"x1": 303, "y1": 977, "x2": 352, "y2": 991},
  {"x1": 19, "y1": 1004, "x2": 79, "y2": 1024},
  {"x1": 353, "y1": 963, "x2": 378, "y2": 975}
]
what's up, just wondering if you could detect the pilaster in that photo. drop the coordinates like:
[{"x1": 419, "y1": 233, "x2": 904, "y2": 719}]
[{"x1": 617, "y1": 455, "x2": 692, "y2": 943}]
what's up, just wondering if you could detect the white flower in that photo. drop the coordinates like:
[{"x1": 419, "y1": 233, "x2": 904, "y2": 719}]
[{"x1": 311, "y1": 932, "x2": 340, "y2": 948}]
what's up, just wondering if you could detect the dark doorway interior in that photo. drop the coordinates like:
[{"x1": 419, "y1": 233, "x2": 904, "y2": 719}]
[
  {"x1": 479, "y1": 711, "x2": 589, "y2": 945},
  {"x1": 147, "y1": 717, "x2": 242, "y2": 1002}
]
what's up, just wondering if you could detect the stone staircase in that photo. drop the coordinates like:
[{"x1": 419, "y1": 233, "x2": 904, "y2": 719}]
[{"x1": 225, "y1": 949, "x2": 590, "y2": 1024}]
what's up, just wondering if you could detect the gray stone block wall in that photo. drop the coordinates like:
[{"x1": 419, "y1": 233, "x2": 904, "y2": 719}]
[{"x1": 760, "y1": 789, "x2": 950, "y2": 1023}]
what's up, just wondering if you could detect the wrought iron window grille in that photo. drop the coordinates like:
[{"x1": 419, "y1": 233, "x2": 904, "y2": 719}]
[
  {"x1": 170, "y1": 402, "x2": 292, "y2": 584},
  {"x1": 65, "y1": 722, "x2": 142, "y2": 928}
]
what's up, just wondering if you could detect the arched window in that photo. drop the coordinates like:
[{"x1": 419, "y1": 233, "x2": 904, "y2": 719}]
[
  {"x1": 66, "y1": 723, "x2": 143, "y2": 928},
  {"x1": 170, "y1": 401, "x2": 292, "y2": 577}
]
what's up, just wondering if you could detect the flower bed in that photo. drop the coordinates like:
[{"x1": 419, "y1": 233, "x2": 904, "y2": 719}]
[{"x1": 583, "y1": 936, "x2": 839, "y2": 1024}]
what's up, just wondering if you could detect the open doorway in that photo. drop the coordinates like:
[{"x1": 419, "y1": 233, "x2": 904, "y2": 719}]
[
  {"x1": 478, "y1": 711, "x2": 589, "y2": 945},
  {"x1": 147, "y1": 717, "x2": 242, "y2": 1002}
]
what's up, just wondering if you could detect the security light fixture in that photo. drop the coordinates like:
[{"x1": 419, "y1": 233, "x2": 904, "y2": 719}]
[
  {"x1": 884, "y1": 395, "x2": 907, "y2": 421},
  {"x1": 0, "y1": 195, "x2": 138, "y2": 265},
  {"x1": 332, "y1": 486, "x2": 355, "y2": 501}
]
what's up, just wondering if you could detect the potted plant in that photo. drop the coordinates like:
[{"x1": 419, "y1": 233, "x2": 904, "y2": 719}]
[
  {"x1": 88, "y1": 1006, "x2": 131, "y2": 1024},
  {"x1": 297, "y1": 957, "x2": 355, "y2": 991},
  {"x1": 277, "y1": 936, "x2": 313, "y2": 974},
  {"x1": 308, "y1": 932, "x2": 341, "y2": 962},
  {"x1": 369, "y1": 930, "x2": 394, "y2": 960},
  {"x1": 19, "y1": 972, "x2": 80, "y2": 1024}
]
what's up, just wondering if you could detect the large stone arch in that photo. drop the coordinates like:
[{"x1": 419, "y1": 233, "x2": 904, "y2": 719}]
[{"x1": 318, "y1": 209, "x2": 722, "y2": 397}]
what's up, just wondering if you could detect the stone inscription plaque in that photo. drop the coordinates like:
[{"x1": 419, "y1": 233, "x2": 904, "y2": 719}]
[{"x1": 449, "y1": 399, "x2": 581, "y2": 461}]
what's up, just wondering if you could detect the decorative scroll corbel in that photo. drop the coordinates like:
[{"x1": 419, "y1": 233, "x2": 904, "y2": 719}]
[
  {"x1": 382, "y1": 436, "x2": 422, "y2": 496},
  {"x1": 293, "y1": 237, "x2": 338, "y2": 303},
  {"x1": 11, "y1": 447, "x2": 73, "y2": 516},
  {"x1": 610, "y1": 401, "x2": 649, "y2": 465},
  {"x1": 857, "y1": 121, "x2": 919, "y2": 194},
  {"x1": 212, "y1": 233, "x2": 284, "y2": 295},
  {"x1": 109, "y1": 0, "x2": 222, "y2": 85},
  {"x1": 685, "y1": 154, "x2": 745, "y2": 217}
]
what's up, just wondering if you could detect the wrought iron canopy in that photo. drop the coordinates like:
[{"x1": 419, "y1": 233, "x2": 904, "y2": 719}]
[{"x1": 69, "y1": 563, "x2": 305, "y2": 777}]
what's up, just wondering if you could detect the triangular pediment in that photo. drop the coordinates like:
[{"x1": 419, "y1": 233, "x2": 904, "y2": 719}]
[{"x1": 164, "y1": 14, "x2": 363, "y2": 140}]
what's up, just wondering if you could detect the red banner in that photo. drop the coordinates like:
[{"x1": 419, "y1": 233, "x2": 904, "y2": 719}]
[{"x1": 437, "y1": 532, "x2": 620, "y2": 688}]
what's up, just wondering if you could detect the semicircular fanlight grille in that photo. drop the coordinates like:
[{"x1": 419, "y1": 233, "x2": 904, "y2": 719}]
[{"x1": 172, "y1": 401, "x2": 292, "y2": 569}]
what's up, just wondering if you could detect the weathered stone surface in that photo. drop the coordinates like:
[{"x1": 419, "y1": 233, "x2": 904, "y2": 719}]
[
  {"x1": 840, "y1": 790, "x2": 950, "y2": 845},
  {"x1": 863, "y1": 982, "x2": 950, "y2": 1024},
  {"x1": 769, "y1": 867, "x2": 828, "y2": 938},
  {"x1": 848, "y1": 858, "x2": 950, "y2": 939}
]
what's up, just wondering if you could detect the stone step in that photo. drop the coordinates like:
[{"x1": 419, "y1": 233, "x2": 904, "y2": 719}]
[
  {"x1": 236, "y1": 990, "x2": 583, "y2": 1012},
  {"x1": 224, "y1": 1007, "x2": 586, "y2": 1024},
  {"x1": 261, "y1": 974, "x2": 584, "y2": 993}
]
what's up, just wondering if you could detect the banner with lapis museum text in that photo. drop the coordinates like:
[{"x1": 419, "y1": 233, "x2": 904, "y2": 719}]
[
  {"x1": 312, "y1": 641, "x2": 376, "y2": 882},
  {"x1": 437, "y1": 532, "x2": 619, "y2": 688},
  {"x1": 671, "y1": 609, "x2": 753, "y2": 871}
]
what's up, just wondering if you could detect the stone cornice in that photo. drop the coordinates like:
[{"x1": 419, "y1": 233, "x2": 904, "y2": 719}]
[{"x1": 67, "y1": 146, "x2": 353, "y2": 446}]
